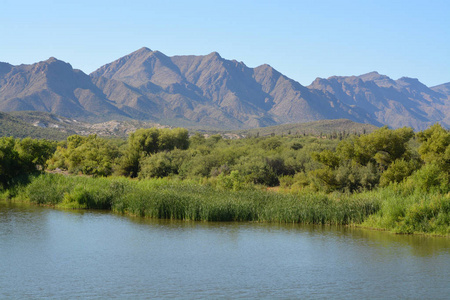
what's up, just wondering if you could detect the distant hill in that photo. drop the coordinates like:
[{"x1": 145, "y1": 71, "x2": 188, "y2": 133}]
[
  {"x1": 0, "y1": 111, "x2": 72, "y2": 140},
  {"x1": 1, "y1": 111, "x2": 379, "y2": 141},
  {"x1": 233, "y1": 119, "x2": 379, "y2": 137},
  {"x1": 7, "y1": 111, "x2": 165, "y2": 139},
  {"x1": 0, "y1": 48, "x2": 449, "y2": 130}
]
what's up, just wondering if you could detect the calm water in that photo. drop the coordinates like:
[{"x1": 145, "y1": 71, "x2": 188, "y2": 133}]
[{"x1": 1, "y1": 201, "x2": 450, "y2": 299}]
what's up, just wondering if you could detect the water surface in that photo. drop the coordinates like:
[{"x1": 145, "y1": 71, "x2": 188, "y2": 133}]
[{"x1": 1, "y1": 201, "x2": 449, "y2": 299}]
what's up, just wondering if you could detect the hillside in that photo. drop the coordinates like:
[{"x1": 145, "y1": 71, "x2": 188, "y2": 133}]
[
  {"x1": 2, "y1": 111, "x2": 165, "y2": 139},
  {"x1": 0, "y1": 111, "x2": 72, "y2": 140},
  {"x1": 0, "y1": 111, "x2": 379, "y2": 140},
  {"x1": 0, "y1": 49, "x2": 377, "y2": 129},
  {"x1": 0, "y1": 58, "x2": 129, "y2": 122},
  {"x1": 232, "y1": 119, "x2": 379, "y2": 137},
  {"x1": 308, "y1": 72, "x2": 449, "y2": 130}
]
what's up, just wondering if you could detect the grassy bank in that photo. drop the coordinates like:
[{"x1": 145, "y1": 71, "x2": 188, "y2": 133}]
[
  {"x1": 3, "y1": 173, "x2": 449, "y2": 236},
  {"x1": 359, "y1": 185, "x2": 450, "y2": 236}
]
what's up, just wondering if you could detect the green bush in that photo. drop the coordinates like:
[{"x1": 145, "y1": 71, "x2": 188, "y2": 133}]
[
  {"x1": 362, "y1": 185, "x2": 450, "y2": 235},
  {"x1": 233, "y1": 155, "x2": 279, "y2": 186},
  {"x1": 0, "y1": 137, "x2": 55, "y2": 189},
  {"x1": 139, "y1": 152, "x2": 177, "y2": 178},
  {"x1": 380, "y1": 159, "x2": 420, "y2": 186},
  {"x1": 406, "y1": 163, "x2": 449, "y2": 193},
  {"x1": 47, "y1": 135, "x2": 119, "y2": 176}
]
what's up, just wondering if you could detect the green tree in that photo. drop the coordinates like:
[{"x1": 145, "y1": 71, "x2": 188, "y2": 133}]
[
  {"x1": 379, "y1": 159, "x2": 420, "y2": 186},
  {"x1": 15, "y1": 138, "x2": 56, "y2": 171},
  {"x1": 48, "y1": 135, "x2": 119, "y2": 176},
  {"x1": 337, "y1": 126, "x2": 414, "y2": 169},
  {"x1": 0, "y1": 137, "x2": 56, "y2": 188},
  {"x1": 233, "y1": 155, "x2": 279, "y2": 186},
  {"x1": 0, "y1": 137, "x2": 22, "y2": 188},
  {"x1": 417, "y1": 123, "x2": 450, "y2": 168},
  {"x1": 311, "y1": 150, "x2": 340, "y2": 169},
  {"x1": 309, "y1": 126, "x2": 414, "y2": 192},
  {"x1": 118, "y1": 128, "x2": 189, "y2": 177}
]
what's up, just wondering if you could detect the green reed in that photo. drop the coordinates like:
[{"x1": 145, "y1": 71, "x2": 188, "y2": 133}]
[
  {"x1": 361, "y1": 184, "x2": 450, "y2": 235},
  {"x1": 14, "y1": 173, "x2": 380, "y2": 225}
]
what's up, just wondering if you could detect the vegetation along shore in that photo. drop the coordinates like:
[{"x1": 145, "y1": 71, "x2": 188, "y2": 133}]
[{"x1": 1, "y1": 123, "x2": 450, "y2": 236}]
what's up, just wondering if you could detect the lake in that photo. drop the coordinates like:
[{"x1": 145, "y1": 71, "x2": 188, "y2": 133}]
[{"x1": 1, "y1": 201, "x2": 449, "y2": 299}]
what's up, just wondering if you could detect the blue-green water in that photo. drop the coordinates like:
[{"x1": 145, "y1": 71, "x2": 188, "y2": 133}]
[{"x1": 1, "y1": 201, "x2": 449, "y2": 299}]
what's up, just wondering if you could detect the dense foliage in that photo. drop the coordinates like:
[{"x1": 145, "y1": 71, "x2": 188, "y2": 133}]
[
  {"x1": 0, "y1": 137, "x2": 55, "y2": 188},
  {"x1": 47, "y1": 135, "x2": 120, "y2": 176},
  {"x1": 117, "y1": 127, "x2": 189, "y2": 177},
  {"x1": 308, "y1": 127, "x2": 417, "y2": 192}
]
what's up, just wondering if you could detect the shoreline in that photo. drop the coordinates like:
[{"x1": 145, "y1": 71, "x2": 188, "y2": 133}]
[{"x1": 2, "y1": 174, "x2": 448, "y2": 237}]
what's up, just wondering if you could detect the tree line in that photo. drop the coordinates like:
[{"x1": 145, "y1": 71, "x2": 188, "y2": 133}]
[{"x1": 2, "y1": 123, "x2": 450, "y2": 194}]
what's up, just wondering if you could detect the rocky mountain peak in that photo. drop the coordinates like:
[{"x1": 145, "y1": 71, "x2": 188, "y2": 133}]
[
  {"x1": 357, "y1": 72, "x2": 395, "y2": 87},
  {"x1": 396, "y1": 76, "x2": 430, "y2": 91},
  {"x1": 206, "y1": 51, "x2": 222, "y2": 59},
  {"x1": 46, "y1": 57, "x2": 59, "y2": 63},
  {"x1": 397, "y1": 76, "x2": 420, "y2": 84},
  {"x1": 135, "y1": 47, "x2": 152, "y2": 53},
  {"x1": 358, "y1": 71, "x2": 381, "y2": 80}
]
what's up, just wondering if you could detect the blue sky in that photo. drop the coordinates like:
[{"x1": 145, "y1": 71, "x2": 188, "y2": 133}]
[{"x1": 1, "y1": 0, "x2": 449, "y2": 86}]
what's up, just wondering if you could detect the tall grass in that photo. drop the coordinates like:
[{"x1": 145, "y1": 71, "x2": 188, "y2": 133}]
[
  {"x1": 22, "y1": 174, "x2": 128, "y2": 209},
  {"x1": 15, "y1": 173, "x2": 379, "y2": 225},
  {"x1": 361, "y1": 183, "x2": 450, "y2": 235}
]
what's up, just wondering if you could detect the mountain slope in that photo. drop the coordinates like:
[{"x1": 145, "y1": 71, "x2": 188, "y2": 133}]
[
  {"x1": 431, "y1": 82, "x2": 450, "y2": 97},
  {"x1": 0, "y1": 111, "x2": 73, "y2": 140},
  {"x1": 0, "y1": 58, "x2": 129, "y2": 121}
]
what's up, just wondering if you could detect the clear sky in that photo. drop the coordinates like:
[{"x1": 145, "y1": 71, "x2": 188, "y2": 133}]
[{"x1": 1, "y1": 0, "x2": 449, "y2": 87}]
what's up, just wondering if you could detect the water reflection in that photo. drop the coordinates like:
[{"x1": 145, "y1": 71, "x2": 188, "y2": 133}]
[
  {"x1": 1, "y1": 201, "x2": 450, "y2": 299},
  {"x1": 126, "y1": 213, "x2": 450, "y2": 258},
  {"x1": 342, "y1": 226, "x2": 450, "y2": 257}
]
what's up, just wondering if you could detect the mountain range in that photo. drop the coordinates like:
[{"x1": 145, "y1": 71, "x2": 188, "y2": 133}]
[{"x1": 1, "y1": 47, "x2": 449, "y2": 130}]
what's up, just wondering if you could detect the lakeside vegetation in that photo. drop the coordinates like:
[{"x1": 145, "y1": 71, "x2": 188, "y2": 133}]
[
  {"x1": 1, "y1": 123, "x2": 450, "y2": 236},
  {"x1": 11, "y1": 174, "x2": 377, "y2": 224}
]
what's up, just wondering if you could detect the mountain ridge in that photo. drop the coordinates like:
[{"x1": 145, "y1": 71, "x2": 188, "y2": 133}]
[{"x1": 1, "y1": 48, "x2": 449, "y2": 130}]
